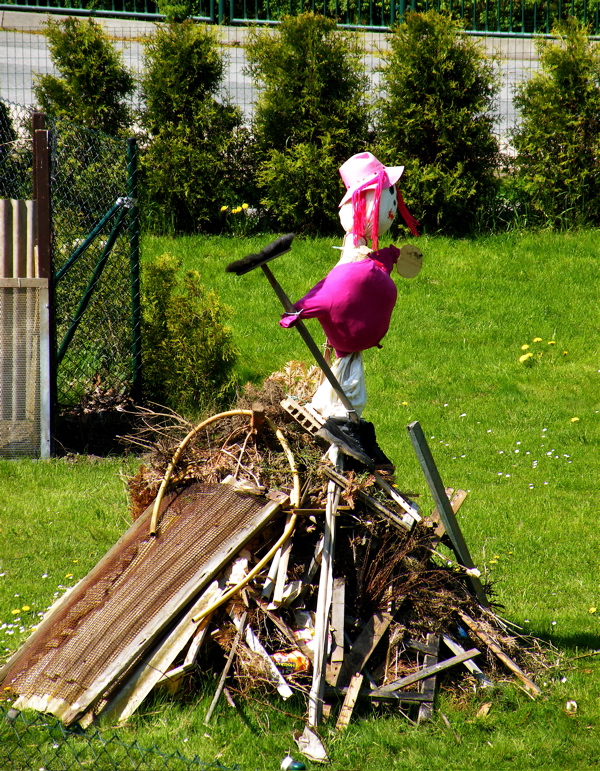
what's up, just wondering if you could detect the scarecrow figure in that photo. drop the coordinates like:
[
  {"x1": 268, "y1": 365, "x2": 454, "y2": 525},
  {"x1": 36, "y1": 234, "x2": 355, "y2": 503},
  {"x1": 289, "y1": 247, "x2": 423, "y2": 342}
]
[{"x1": 279, "y1": 152, "x2": 422, "y2": 467}]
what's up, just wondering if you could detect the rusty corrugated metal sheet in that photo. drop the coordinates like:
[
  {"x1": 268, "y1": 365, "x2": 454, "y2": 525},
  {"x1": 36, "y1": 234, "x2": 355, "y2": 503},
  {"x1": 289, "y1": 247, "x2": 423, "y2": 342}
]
[{"x1": 0, "y1": 482, "x2": 284, "y2": 724}]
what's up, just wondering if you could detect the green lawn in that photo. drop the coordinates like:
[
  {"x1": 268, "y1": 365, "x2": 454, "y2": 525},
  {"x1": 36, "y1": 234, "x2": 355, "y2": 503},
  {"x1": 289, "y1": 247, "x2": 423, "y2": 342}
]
[{"x1": 1, "y1": 229, "x2": 600, "y2": 770}]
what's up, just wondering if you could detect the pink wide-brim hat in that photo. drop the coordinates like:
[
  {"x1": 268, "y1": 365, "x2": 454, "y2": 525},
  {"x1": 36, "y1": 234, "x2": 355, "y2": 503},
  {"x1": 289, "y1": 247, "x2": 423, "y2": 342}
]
[{"x1": 339, "y1": 152, "x2": 404, "y2": 207}]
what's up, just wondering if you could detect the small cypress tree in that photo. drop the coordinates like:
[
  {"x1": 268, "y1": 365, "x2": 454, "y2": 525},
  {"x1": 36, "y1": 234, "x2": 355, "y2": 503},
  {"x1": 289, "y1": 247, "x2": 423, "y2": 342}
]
[
  {"x1": 142, "y1": 253, "x2": 238, "y2": 414},
  {"x1": 140, "y1": 21, "x2": 254, "y2": 234},
  {"x1": 34, "y1": 17, "x2": 134, "y2": 136},
  {"x1": 511, "y1": 18, "x2": 600, "y2": 227},
  {"x1": 375, "y1": 10, "x2": 500, "y2": 235},
  {"x1": 0, "y1": 100, "x2": 30, "y2": 200},
  {"x1": 246, "y1": 13, "x2": 370, "y2": 234}
]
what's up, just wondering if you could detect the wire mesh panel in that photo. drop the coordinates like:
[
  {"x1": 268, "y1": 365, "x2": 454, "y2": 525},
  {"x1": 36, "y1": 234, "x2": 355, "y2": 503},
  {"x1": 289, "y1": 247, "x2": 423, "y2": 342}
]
[
  {"x1": 0, "y1": 279, "x2": 51, "y2": 458},
  {"x1": 47, "y1": 116, "x2": 141, "y2": 412}
]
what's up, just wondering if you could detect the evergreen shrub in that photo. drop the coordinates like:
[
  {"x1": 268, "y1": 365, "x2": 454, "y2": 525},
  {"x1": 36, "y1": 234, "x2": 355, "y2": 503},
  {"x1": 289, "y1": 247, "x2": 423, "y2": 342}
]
[
  {"x1": 0, "y1": 101, "x2": 30, "y2": 200},
  {"x1": 140, "y1": 21, "x2": 256, "y2": 235},
  {"x1": 246, "y1": 13, "x2": 370, "y2": 234},
  {"x1": 33, "y1": 17, "x2": 134, "y2": 137},
  {"x1": 375, "y1": 10, "x2": 500, "y2": 236},
  {"x1": 510, "y1": 18, "x2": 600, "y2": 228},
  {"x1": 142, "y1": 253, "x2": 238, "y2": 414}
]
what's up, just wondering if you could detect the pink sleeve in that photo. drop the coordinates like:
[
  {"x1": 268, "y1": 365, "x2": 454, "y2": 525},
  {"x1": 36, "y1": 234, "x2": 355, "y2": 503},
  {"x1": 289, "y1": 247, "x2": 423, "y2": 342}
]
[{"x1": 279, "y1": 277, "x2": 330, "y2": 328}]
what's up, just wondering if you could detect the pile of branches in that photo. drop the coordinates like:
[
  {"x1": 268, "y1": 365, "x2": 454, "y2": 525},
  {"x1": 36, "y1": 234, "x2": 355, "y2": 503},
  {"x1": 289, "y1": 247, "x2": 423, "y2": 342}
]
[{"x1": 120, "y1": 376, "x2": 550, "y2": 725}]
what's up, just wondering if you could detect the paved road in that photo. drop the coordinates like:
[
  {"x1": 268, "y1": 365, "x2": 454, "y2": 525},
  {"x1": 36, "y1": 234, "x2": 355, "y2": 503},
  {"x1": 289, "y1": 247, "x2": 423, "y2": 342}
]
[{"x1": 0, "y1": 10, "x2": 538, "y2": 137}]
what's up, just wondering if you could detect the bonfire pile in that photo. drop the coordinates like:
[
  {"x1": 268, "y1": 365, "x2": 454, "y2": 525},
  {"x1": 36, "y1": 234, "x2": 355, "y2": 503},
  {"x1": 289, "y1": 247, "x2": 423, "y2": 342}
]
[{"x1": 123, "y1": 368, "x2": 545, "y2": 734}]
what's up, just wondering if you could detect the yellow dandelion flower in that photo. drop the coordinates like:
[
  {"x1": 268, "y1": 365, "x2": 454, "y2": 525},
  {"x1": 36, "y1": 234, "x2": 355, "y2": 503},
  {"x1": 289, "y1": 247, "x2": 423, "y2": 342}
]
[
  {"x1": 232, "y1": 206, "x2": 242, "y2": 214},
  {"x1": 521, "y1": 344, "x2": 530, "y2": 350},
  {"x1": 21, "y1": 605, "x2": 30, "y2": 612},
  {"x1": 401, "y1": 401, "x2": 408, "y2": 406},
  {"x1": 220, "y1": 205, "x2": 228, "y2": 212},
  {"x1": 65, "y1": 573, "x2": 74, "y2": 579},
  {"x1": 519, "y1": 352, "x2": 533, "y2": 363},
  {"x1": 548, "y1": 340, "x2": 556, "y2": 346},
  {"x1": 11, "y1": 609, "x2": 20, "y2": 615},
  {"x1": 589, "y1": 607, "x2": 597, "y2": 614},
  {"x1": 241, "y1": 203, "x2": 249, "y2": 209},
  {"x1": 488, "y1": 560, "x2": 497, "y2": 565},
  {"x1": 533, "y1": 337, "x2": 542, "y2": 342},
  {"x1": 562, "y1": 351, "x2": 568, "y2": 356},
  {"x1": 570, "y1": 417, "x2": 580, "y2": 423}
]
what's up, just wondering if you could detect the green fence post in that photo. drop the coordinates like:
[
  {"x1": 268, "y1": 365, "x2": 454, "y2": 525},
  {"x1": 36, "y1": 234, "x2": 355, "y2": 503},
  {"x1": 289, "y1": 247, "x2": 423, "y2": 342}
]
[
  {"x1": 218, "y1": 0, "x2": 225, "y2": 23},
  {"x1": 128, "y1": 138, "x2": 142, "y2": 403}
]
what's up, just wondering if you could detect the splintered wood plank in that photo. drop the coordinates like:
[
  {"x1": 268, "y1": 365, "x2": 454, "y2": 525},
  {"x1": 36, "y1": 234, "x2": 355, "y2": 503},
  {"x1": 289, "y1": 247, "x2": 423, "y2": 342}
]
[
  {"x1": 373, "y1": 649, "x2": 481, "y2": 694},
  {"x1": 308, "y1": 469, "x2": 340, "y2": 727},
  {"x1": 335, "y1": 674, "x2": 364, "y2": 731},
  {"x1": 407, "y1": 421, "x2": 488, "y2": 607},
  {"x1": 442, "y1": 634, "x2": 494, "y2": 687},
  {"x1": 458, "y1": 612, "x2": 541, "y2": 696},
  {"x1": 326, "y1": 577, "x2": 345, "y2": 686},
  {"x1": 418, "y1": 633, "x2": 440, "y2": 723},
  {"x1": 336, "y1": 610, "x2": 394, "y2": 690}
]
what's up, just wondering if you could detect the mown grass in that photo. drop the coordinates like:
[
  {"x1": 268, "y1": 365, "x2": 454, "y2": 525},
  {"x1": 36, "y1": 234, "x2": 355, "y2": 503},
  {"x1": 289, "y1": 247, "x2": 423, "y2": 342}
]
[{"x1": 1, "y1": 229, "x2": 600, "y2": 770}]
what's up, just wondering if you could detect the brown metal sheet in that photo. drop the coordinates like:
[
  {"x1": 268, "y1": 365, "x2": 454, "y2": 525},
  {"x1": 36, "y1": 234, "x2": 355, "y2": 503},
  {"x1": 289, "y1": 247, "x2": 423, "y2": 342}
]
[{"x1": 0, "y1": 482, "x2": 284, "y2": 724}]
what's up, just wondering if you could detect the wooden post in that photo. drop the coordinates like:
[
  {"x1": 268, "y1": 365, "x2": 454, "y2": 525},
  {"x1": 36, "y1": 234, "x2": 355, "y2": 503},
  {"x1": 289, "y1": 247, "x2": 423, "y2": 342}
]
[
  {"x1": 33, "y1": 121, "x2": 54, "y2": 454},
  {"x1": 33, "y1": 128, "x2": 51, "y2": 280},
  {"x1": 407, "y1": 421, "x2": 488, "y2": 607}
]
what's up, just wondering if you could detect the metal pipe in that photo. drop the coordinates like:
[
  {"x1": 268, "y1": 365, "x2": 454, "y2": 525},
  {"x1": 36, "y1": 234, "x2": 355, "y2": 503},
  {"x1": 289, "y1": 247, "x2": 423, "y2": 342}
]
[{"x1": 56, "y1": 207, "x2": 127, "y2": 365}]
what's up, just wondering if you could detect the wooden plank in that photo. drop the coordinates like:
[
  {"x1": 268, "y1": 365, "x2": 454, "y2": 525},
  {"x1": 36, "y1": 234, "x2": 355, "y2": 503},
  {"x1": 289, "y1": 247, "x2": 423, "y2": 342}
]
[
  {"x1": 235, "y1": 617, "x2": 293, "y2": 699},
  {"x1": 322, "y1": 467, "x2": 411, "y2": 532},
  {"x1": 442, "y1": 634, "x2": 494, "y2": 687},
  {"x1": 330, "y1": 579, "x2": 346, "y2": 659},
  {"x1": 458, "y1": 612, "x2": 541, "y2": 696},
  {"x1": 336, "y1": 610, "x2": 394, "y2": 690},
  {"x1": 373, "y1": 648, "x2": 481, "y2": 694},
  {"x1": 96, "y1": 580, "x2": 225, "y2": 724},
  {"x1": 308, "y1": 467, "x2": 340, "y2": 727},
  {"x1": 407, "y1": 421, "x2": 488, "y2": 607},
  {"x1": 418, "y1": 633, "x2": 440, "y2": 723},
  {"x1": 270, "y1": 515, "x2": 293, "y2": 607},
  {"x1": 184, "y1": 619, "x2": 211, "y2": 667},
  {"x1": 429, "y1": 489, "x2": 467, "y2": 540},
  {"x1": 205, "y1": 612, "x2": 247, "y2": 724},
  {"x1": 335, "y1": 674, "x2": 364, "y2": 731},
  {"x1": 324, "y1": 685, "x2": 431, "y2": 703}
]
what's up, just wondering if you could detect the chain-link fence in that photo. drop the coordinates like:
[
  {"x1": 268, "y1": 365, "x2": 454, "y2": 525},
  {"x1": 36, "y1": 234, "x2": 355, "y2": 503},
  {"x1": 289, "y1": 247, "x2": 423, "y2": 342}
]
[
  {"x1": 0, "y1": 704, "x2": 239, "y2": 771},
  {"x1": 0, "y1": 17, "x2": 543, "y2": 141}
]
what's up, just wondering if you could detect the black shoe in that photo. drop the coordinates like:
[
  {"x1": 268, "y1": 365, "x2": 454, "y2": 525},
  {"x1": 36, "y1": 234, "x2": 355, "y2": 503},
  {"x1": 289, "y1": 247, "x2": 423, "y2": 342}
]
[
  {"x1": 358, "y1": 420, "x2": 395, "y2": 473},
  {"x1": 316, "y1": 417, "x2": 373, "y2": 467}
]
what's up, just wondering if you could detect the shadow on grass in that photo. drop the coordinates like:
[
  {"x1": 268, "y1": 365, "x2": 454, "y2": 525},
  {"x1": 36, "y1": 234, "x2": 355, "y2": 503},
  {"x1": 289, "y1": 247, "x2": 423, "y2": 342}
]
[{"x1": 528, "y1": 629, "x2": 600, "y2": 655}]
